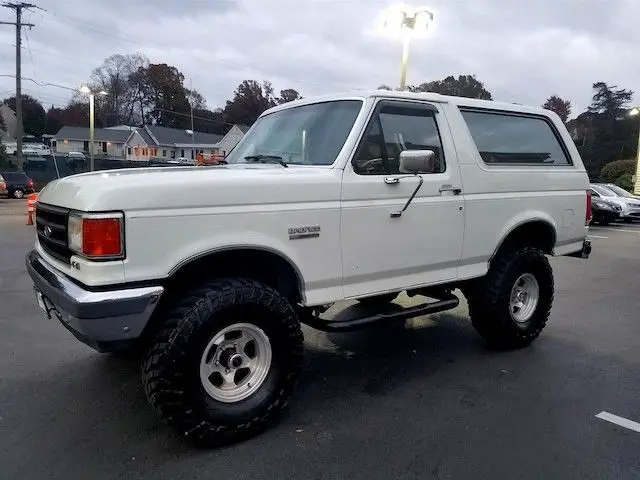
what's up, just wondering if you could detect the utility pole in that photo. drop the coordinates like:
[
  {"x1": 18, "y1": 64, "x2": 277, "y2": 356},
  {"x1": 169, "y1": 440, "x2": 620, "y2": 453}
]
[{"x1": 1, "y1": 3, "x2": 37, "y2": 171}]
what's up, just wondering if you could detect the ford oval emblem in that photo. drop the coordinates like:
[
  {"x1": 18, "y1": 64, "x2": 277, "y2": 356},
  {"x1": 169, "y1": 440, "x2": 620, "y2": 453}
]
[{"x1": 44, "y1": 225, "x2": 52, "y2": 237}]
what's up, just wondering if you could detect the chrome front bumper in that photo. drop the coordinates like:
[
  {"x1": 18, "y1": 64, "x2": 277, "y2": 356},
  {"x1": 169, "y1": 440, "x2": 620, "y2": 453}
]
[{"x1": 25, "y1": 250, "x2": 164, "y2": 352}]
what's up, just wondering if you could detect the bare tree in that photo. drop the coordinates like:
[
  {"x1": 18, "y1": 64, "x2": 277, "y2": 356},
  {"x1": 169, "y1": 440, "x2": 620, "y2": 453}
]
[{"x1": 89, "y1": 53, "x2": 149, "y2": 126}]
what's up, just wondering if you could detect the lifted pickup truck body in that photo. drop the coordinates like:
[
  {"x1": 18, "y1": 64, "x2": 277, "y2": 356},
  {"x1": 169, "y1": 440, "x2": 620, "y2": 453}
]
[{"x1": 26, "y1": 90, "x2": 591, "y2": 447}]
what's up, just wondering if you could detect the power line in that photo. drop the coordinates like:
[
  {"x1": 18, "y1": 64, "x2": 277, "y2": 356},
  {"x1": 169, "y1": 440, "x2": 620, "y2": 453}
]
[
  {"x1": 0, "y1": 74, "x2": 78, "y2": 92},
  {"x1": 153, "y1": 106, "x2": 237, "y2": 127},
  {"x1": 23, "y1": 28, "x2": 37, "y2": 81}
]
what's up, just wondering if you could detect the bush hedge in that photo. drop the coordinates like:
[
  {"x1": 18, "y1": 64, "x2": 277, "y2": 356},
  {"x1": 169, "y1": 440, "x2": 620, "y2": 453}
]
[{"x1": 600, "y1": 159, "x2": 635, "y2": 183}]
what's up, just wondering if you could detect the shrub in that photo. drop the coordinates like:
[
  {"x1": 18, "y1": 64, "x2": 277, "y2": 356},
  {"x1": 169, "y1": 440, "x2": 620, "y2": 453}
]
[
  {"x1": 614, "y1": 173, "x2": 634, "y2": 191},
  {"x1": 600, "y1": 159, "x2": 635, "y2": 183}
]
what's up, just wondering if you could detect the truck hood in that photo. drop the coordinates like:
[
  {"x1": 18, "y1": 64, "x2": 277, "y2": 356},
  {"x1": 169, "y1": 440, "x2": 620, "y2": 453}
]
[{"x1": 37, "y1": 164, "x2": 341, "y2": 212}]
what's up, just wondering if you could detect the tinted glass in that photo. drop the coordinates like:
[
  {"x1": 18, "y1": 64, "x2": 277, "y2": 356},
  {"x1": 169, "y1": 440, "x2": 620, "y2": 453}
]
[
  {"x1": 225, "y1": 100, "x2": 362, "y2": 166},
  {"x1": 353, "y1": 102, "x2": 445, "y2": 175},
  {"x1": 461, "y1": 110, "x2": 571, "y2": 166}
]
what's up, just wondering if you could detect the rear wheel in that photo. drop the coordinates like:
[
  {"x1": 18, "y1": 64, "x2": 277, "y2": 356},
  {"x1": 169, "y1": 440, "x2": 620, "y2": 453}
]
[
  {"x1": 12, "y1": 188, "x2": 24, "y2": 199},
  {"x1": 141, "y1": 278, "x2": 304, "y2": 447},
  {"x1": 467, "y1": 246, "x2": 553, "y2": 349}
]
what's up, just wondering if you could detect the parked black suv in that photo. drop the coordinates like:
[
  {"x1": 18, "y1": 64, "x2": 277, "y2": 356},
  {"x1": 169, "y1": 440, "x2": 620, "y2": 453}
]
[{"x1": 0, "y1": 171, "x2": 35, "y2": 199}]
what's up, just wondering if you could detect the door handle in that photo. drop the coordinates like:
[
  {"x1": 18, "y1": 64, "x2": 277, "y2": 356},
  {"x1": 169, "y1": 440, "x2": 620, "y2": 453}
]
[
  {"x1": 384, "y1": 175, "x2": 415, "y2": 185},
  {"x1": 439, "y1": 184, "x2": 462, "y2": 195}
]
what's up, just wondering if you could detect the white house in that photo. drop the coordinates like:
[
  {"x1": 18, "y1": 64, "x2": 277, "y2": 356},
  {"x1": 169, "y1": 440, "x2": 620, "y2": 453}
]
[
  {"x1": 52, "y1": 124, "x2": 249, "y2": 162},
  {"x1": 52, "y1": 126, "x2": 133, "y2": 157}
]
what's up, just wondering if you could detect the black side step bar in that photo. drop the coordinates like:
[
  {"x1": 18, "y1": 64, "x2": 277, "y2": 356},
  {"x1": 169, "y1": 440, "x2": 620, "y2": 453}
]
[{"x1": 301, "y1": 293, "x2": 459, "y2": 333}]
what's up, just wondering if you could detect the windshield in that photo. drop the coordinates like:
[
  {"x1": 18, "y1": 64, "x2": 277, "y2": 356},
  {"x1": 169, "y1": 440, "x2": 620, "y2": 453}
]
[
  {"x1": 225, "y1": 100, "x2": 363, "y2": 166},
  {"x1": 591, "y1": 184, "x2": 617, "y2": 197},
  {"x1": 605, "y1": 184, "x2": 633, "y2": 197}
]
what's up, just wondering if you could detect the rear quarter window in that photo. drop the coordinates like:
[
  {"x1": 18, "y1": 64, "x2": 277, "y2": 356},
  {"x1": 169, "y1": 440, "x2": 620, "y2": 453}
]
[{"x1": 460, "y1": 109, "x2": 572, "y2": 166}]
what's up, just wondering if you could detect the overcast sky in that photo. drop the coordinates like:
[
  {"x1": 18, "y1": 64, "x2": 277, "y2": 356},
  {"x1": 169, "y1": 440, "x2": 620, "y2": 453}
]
[{"x1": 0, "y1": 0, "x2": 638, "y2": 118}]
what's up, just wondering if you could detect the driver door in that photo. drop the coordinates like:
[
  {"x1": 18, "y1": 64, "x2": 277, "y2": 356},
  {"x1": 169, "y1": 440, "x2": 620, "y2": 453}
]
[{"x1": 340, "y1": 99, "x2": 465, "y2": 298}]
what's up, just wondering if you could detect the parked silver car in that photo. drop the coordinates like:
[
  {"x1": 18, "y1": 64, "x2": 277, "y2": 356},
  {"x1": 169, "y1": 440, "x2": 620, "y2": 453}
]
[
  {"x1": 602, "y1": 183, "x2": 640, "y2": 200},
  {"x1": 590, "y1": 183, "x2": 640, "y2": 222}
]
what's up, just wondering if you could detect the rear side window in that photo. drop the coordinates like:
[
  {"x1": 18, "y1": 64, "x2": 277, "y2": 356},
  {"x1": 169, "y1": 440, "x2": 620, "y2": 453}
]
[{"x1": 460, "y1": 109, "x2": 571, "y2": 166}]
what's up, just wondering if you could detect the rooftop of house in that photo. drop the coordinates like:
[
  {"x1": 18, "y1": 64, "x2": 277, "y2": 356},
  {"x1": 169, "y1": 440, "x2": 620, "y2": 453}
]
[
  {"x1": 54, "y1": 124, "x2": 231, "y2": 146},
  {"x1": 54, "y1": 126, "x2": 133, "y2": 143},
  {"x1": 137, "y1": 128, "x2": 155, "y2": 145}
]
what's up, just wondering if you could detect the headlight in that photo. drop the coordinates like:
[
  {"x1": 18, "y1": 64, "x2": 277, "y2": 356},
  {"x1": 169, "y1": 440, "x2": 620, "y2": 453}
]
[{"x1": 68, "y1": 211, "x2": 125, "y2": 259}]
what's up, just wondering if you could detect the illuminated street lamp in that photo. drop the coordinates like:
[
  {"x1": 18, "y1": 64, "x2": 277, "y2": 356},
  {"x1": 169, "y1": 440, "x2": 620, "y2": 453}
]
[
  {"x1": 79, "y1": 84, "x2": 107, "y2": 172},
  {"x1": 378, "y1": 4, "x2": 435, "y2": 90},
  {"x1": 629, "y1": 108, "x2": 640, "y2": 195}
]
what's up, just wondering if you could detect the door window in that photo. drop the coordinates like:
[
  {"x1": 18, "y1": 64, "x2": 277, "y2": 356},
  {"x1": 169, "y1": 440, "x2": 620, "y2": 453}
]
[{"x1": 353, "y1": 101, "x2": 445, "y2": 175}]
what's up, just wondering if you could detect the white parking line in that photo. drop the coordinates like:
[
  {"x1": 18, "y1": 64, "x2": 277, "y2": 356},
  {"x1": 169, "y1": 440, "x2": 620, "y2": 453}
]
[
  {"x1": 592, "y1": 227, "x2": 640, "y2": 234},
  {"x1": 587, "y1": 235, "x2": 608, "y2": 239},
  {"x1": 595, "y1": 411, "x2": 640, "y2": 433}
]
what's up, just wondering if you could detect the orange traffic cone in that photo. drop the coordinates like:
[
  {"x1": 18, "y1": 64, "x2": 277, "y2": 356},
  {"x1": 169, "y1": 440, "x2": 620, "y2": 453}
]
[{"x1": 26, "y1": 193, "x2": 38, "y2": 226}]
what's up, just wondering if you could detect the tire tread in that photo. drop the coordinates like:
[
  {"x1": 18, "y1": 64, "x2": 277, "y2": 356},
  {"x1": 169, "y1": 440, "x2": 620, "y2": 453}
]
[{"x1": 141, "y1": 277, "x2": 303, "y2": 447}]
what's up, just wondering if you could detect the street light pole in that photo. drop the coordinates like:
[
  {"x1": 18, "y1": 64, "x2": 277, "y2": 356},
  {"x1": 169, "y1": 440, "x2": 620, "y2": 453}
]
[
  {"x1": 89, "y1": 92, "x2": 95, "y2": 172},
  {"x1": 79, "y1": 84, "x2": 107, "y2": 172},
  {"x1": 399, "y1": 34, "x2": 411, "y2": 91},
  {"x1": 629, "y1": 108, "x2": 640, "y2": 195}
]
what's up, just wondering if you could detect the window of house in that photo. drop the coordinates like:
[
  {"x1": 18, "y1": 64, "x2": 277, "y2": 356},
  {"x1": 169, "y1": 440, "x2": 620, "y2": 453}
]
[
  {"x1": 162, "y1": 150, "x2": 166, "y2": 157},
  {"x1": 353, "y1": 100, "x2": 445, "y2": 175},
  {"x1": 460, "y1": 109, "x2": 571, "y2": 166},
  {"x1": 127, "y1": 147, "x2": 132, "y2": 155},
  {"x1": 102, "y1": 142, "x2": 107, "y2": 153},
  {"x1": 83, "y1": 141, "x2": 89, "y2": 152},
  {"x1": 170, "y1": 151, "x2": 176, "y2": 159}
]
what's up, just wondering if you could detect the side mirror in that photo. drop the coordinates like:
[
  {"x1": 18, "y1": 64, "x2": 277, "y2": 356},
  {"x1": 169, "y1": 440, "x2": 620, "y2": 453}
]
[{"x1": 399, "y1": 150, "x2": 436, "y2": 174}]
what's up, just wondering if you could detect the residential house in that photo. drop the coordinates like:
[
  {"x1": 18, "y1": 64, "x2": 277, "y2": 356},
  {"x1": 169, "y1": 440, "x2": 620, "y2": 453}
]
[
  {"x1": 52, "y1": 124, "x2": 249, "y2": 162},
  {"x1": 53, "y1": 126, "x2": 134, "y2": 158}
]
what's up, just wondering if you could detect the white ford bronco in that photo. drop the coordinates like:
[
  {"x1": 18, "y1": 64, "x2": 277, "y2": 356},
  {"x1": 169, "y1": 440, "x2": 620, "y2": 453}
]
[{"x1": 26, "y1": 90, "x2": 592, "y2": 446}]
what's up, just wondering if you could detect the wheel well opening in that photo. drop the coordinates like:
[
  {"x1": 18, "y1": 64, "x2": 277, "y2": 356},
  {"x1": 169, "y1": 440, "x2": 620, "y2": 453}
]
[
  {"x1": 495, "y1": 221, "x2": 556, "y2": 257},
  {"x1": 137, "y1": 249, "x2": 304, "y2": 349},
  {"x1": 164, "y1": 248, "x2": 304, "y2": 304}
]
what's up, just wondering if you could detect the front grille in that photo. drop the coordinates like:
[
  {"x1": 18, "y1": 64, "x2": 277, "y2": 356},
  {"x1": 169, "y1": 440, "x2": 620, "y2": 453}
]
[{"x1": 35, "y1": 203, "x2": 72, "y2": 263}]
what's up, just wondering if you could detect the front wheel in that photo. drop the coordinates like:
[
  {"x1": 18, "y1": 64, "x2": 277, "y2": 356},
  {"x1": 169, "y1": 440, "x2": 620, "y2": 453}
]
[
  {"x1": 141, "y1": 278, "x2": 304, "y2": 447},
  {"x1": 12, "y1": 188, "x2": 24, "y2": 199},
  {"x1": 467, "y1": 246, "x2": 554, "y2": 349}
]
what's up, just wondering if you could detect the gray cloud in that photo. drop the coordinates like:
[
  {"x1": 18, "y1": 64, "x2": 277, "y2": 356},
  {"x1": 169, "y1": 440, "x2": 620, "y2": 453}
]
[{"x1": 0, "y1": 0, "x2": 638, "y2": 118}]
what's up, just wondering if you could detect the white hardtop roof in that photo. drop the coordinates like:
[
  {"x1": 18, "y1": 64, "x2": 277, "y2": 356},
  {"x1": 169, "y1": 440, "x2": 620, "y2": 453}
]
[{"x1": 262, "y1": 89, "x2": 551, "y2": 118}]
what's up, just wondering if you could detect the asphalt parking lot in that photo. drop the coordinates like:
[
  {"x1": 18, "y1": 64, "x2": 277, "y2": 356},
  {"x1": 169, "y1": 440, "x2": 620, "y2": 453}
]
[{"x1": 1, "y1": 199, "x2": 639, "y2": 480}]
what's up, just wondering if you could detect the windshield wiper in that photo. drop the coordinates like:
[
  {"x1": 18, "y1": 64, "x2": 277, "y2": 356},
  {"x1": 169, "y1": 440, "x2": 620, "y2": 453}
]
[{"x1": 243, "y1": 155, "x2": 288, "y2": 167}]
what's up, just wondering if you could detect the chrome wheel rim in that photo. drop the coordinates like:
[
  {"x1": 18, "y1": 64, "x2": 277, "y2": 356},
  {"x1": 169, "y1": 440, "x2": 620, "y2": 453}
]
[
  {"x1": 199, "y1": 323, "x2": 272, "y2": 403},
  {"x1": 509, "y1": 273, "x2": 539, "y2": 323}
]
